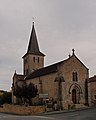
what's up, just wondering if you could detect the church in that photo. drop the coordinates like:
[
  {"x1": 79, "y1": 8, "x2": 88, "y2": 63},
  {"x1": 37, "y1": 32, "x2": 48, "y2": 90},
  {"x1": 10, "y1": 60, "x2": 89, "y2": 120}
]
[{"x1": 12, "y1": 22, "x2": 90, "y2": 109}]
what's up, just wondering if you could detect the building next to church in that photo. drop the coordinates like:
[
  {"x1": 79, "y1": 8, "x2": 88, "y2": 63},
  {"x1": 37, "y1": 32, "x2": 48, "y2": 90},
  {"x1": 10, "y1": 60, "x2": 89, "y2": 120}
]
[
  {"x1": 88, "y1": 75, "x2": 96, "y2": 105},
  {"x1": 12, "y1": 22, "x2": 90, "y2": 109}
]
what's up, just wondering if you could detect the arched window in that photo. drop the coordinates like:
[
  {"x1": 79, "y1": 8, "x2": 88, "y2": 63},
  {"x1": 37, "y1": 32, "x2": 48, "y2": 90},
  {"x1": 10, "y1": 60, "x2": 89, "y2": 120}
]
[
  {"x1": 72, "y1": 72, "x2": 78, "y2": 81},
  {"x1": 38, "y1": 57, "x2": 39, "y2": 63},
  {"x1": 33, "y1": 57, "x2": 35, "y2": 62}
]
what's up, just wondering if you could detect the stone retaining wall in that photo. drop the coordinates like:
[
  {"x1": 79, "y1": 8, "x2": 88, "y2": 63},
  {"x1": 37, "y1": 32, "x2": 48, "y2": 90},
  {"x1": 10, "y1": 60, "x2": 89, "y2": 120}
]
[{"x1": 0, "y1": 104, "x2": 45, "y2": 115}]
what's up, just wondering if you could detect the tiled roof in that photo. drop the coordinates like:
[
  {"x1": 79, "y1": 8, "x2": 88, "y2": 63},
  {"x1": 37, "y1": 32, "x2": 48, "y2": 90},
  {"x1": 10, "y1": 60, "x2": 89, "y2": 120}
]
[
  {"x1": 25, "y1": 60, "x2": 64, "y2": 80},
  {"x1": 25, "y1": 54, "x2": 89, "y2": 80},
  {"x1": 88, "y1": 75, "x2": 96, "y2": 83},
  {"x1": 16, "y1": 74, "x2": 25, "y2": 81},
  {"x1": 22, "y1": 51, "x2": 45, "y2": 58}
]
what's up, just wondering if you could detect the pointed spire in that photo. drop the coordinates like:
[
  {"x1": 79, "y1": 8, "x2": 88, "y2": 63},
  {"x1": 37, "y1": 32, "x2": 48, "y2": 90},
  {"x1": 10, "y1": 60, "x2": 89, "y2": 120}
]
[
  {"x1": 22, "y1": 22, "x2": 45, "y2": 58},
  {"x1": 27, "y1": 22, "x2": 40, "y2": 54},
  {"x1": 15, "y1": 70, "x2": 16, "y2": 74}
]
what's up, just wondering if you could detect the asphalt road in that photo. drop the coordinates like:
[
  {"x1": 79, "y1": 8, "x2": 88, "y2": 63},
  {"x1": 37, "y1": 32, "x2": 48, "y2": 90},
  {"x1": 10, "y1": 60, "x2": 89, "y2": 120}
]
[{"x1": 0, "y1": 107, "x2": 96, "y2": 120}]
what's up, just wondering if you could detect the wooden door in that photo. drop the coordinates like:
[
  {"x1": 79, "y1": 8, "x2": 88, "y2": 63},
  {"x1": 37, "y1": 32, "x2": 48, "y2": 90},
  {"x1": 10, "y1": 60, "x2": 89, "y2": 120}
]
[{"x1": 72, "y1": 89, "x2": 77, "y2": 104}]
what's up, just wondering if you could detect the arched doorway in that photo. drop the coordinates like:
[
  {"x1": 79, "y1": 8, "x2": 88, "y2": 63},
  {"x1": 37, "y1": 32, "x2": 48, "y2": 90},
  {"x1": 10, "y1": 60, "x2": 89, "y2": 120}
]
[
  {"x1": 72, "y1": 89, "x2": 77, "y2": 104},
  {"x1": 69, "y1": 83, "x2": 82, "y2": 104}
]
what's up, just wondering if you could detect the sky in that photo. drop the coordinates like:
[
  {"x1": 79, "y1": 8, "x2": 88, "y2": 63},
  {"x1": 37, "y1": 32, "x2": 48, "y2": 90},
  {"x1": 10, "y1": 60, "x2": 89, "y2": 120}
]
[{"x1": 0, "y1": 0, "x2": 96, "y2": 91}]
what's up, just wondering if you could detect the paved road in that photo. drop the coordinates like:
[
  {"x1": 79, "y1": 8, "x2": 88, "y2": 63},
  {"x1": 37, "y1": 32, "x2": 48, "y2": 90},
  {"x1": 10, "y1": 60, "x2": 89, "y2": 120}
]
[
  {"x1": 0, "y1": 107, "x2": 96, "y2": 120},
  {"x1": 0, "y1": 114, "x2": 54, "y2": 120},
  {"x1": 46, "y1": 107, "x2": 96, "y2": 120}
]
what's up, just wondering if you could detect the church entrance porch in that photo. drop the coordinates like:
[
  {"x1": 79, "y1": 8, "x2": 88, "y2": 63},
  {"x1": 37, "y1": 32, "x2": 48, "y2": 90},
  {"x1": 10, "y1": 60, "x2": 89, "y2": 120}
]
[{"x1": 69, "y1": 83, "x2": 82, "y2": 104}]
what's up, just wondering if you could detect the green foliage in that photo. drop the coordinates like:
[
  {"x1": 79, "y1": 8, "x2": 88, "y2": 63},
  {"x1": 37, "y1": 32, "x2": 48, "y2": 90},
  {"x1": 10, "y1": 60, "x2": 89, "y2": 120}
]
[
  {"x1": 13, "y1": 83, "x2": 38, "y2": 105},
  {"x1": 0, "y1": 92, "x2": 12, "y2": 105},
  {"x1": 25, "y1": 83, "x2": 38, "y2": 100},
  {"x1": 13, "y1": 85, "x2": 26, "y2": 100}
]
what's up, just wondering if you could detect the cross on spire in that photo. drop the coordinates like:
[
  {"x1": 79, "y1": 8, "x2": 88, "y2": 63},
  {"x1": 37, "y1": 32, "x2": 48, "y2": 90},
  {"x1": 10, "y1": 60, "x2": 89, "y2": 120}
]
[{"x1": 72, "y1": 48, "x2": 75, "y2": 55}]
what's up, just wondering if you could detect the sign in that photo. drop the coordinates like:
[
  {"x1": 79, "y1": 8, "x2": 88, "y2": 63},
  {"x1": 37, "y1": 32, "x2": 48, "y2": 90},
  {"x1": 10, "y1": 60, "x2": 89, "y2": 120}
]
[{"x1": 39, "y1": 93, "x2": 48, "y2": 99}]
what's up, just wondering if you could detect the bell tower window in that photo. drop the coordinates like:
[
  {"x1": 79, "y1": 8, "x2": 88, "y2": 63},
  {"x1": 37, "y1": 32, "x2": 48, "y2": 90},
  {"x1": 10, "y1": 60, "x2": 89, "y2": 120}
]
[
  {"x1": 38, "y1": 57, "x2": 39, "y2": 63},
  {"x1": 33, "y1": 57, "x2": 35, "y2": 62}
]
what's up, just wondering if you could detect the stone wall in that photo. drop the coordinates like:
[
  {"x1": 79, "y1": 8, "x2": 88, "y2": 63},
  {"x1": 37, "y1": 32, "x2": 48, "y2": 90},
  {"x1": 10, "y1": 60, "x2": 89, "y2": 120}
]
[
  {"x1": 27, "y1": 72, "x2": 58, "y2": 99},
  {"x1": 25, "y1": 55, "x2": 89, "y2": 110},
  {"x1": 0, "y1": 104, "x2": 45, "y2": 115},
  {"x1": 88, "y1": 81, "x2": 96, "y2": 106}
]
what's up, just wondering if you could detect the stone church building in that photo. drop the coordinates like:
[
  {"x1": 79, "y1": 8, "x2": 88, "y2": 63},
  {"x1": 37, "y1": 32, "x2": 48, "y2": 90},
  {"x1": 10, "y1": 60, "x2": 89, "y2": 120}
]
[{"x1": 12, "y1": 22, "x2": 92, "y2": 109}]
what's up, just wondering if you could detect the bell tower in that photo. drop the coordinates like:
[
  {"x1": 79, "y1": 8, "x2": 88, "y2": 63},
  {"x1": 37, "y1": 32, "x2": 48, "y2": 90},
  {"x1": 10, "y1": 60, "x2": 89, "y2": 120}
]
[{"x1": 22, "y1": 22, "x2": 45, "y2": 76}]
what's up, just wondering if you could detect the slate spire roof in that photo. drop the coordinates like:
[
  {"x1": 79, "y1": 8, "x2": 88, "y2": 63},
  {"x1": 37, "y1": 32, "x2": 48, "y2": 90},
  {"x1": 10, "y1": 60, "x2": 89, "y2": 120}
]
[
  {"x1": 23, "y1": 22, "x2": 45, "y2": 58},
  {"x1": 27, "y1": 22, "x2": 40, "y2": 53}
]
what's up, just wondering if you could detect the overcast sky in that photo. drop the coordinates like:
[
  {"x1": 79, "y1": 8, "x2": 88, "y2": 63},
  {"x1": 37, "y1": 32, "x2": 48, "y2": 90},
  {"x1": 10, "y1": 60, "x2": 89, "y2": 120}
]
[{"x1": 0, "y1": 0, "x2": 96, "y2": 91}]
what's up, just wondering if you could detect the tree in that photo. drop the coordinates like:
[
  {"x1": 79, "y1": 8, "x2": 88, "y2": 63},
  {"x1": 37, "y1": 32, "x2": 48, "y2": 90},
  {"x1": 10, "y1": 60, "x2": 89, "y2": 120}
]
[
  {"x1": 0, "y1": 91, "x2": 12, "y2": 105},
  {"x1": 13, "y1": 85, "x2": 25, "y2": 104},
  {"x1": 13, "y1": 82, "x2": 38, "y2": 105},
  {"x1": 25, "y1": 83, "x2": 38, "y2": 105}
]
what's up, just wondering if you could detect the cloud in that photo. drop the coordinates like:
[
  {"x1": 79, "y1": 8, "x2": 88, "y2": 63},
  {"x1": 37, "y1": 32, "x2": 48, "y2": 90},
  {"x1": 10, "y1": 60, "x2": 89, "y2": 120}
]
[{"x1": 0, "y1": 0, "x2": 96, "y2": 90}]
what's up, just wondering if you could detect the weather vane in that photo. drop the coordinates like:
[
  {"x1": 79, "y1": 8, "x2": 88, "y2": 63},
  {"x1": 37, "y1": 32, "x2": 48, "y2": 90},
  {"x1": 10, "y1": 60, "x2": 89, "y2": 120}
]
[{"x1": 32, "y1": 17, "x2": 35, "y2": 24}]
